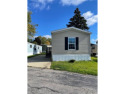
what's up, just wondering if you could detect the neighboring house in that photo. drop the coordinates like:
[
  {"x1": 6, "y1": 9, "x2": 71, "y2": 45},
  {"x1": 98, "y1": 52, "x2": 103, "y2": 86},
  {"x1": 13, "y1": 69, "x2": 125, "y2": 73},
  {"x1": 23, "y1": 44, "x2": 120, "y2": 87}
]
[
  {"x1": 40, "y1": 44, "x2": 52, "y2": 53},
  {"x1": 27, "y1": 42, "x2": 42, "y2": 56},
  {"x1": 46, "y1": 45, "x2": 52, "y2": 53},
  {"x1": 91, "y1": 44, "x2": 97, "y2": 56},
  {"x1": 41, "y1": 44, "x2": 47, "y2": 52},
  {"x1": 51, "y1": 27, "x2": 91, "y2": 61}
]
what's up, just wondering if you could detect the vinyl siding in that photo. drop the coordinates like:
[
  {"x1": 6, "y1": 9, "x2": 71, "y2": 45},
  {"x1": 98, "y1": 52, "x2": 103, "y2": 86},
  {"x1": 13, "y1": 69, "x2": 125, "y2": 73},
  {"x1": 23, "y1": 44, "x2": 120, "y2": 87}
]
[
  {"x1": 27, "y1": 42, "x2": 42, "y2": 56},
  {"x1": 52, "y1": 28, "x2": 91, "y2": 55}
]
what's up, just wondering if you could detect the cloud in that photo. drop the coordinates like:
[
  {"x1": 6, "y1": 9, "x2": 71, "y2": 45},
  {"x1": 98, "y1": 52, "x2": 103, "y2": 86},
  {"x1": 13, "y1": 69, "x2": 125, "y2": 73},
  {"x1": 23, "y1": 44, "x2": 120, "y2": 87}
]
[
  {"x1": 82, "y1": 11, "x2": 98, "y2": 26},
  {"x1": 34, "y1": 36, "x2": 38, "y2": 38},
  {"x1": 92, "y1": 38, "x2": 97, "y2": 42},
  {"x1": 82, "y1": 11, "x2": 93, "y2": 19},
  {"x1": 60, "y1": 0, "x2": 87, "y2": 6},
  {"x1": 32, "y1": 3, "x2": 40, "y2": 8},
  {"x1": 43, "y1": 35, "x2": 51, "y2": 38},
  {"x1": 87, "y1": 15, "x2": 98, "y2": 26},
  {"x1": 47, "y1": 0, "x2": 54, "y2": 2},
  {"x1": 46, "y1": 6, "x2": 50, "y2": 10},
  {"x1": 28, "y1": 35, "x2": 38, "y2": 41},
  {"x1": 91, "y1": 38, "x2": 98, "y2": 44},
  {"x1": 31, "y1": 0, "x2": 54, "y2": 10}
]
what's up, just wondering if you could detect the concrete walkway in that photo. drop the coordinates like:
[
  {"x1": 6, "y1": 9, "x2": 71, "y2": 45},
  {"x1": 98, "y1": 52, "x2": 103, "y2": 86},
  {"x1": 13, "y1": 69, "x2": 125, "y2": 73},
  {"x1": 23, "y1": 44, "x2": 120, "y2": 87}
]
[{"x1": 28, "y1": 55, "x2": 51, "y2": 68}]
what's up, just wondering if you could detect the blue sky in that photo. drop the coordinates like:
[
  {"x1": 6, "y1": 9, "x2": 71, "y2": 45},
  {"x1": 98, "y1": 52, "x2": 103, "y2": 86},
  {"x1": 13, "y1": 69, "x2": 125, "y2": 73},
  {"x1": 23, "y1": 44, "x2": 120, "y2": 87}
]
[{"x1": 28, "y1": 0, "x2": 97, "y2": 44}]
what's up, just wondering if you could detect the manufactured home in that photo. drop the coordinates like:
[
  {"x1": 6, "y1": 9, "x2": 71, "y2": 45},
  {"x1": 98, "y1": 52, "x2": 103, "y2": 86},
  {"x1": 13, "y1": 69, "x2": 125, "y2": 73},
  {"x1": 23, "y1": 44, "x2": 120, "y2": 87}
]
[
  {"x1": 91, "y1": 43, "x2": 97, "y2": 56},
  {"x1": 27, "y1": 42, "x2": 42, "y2": 56},
  {"x1": 51, "y1": 27, "x2": 91, "y2": 61}
]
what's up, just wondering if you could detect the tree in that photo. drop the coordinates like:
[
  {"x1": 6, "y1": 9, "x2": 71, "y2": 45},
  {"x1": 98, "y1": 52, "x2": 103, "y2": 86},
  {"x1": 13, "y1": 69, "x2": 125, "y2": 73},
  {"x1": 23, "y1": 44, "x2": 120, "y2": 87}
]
[
  {"x1": 67, "y1": 8, "x2": 89, "y2": 30},
  {"x1": 47, "y1": 38, "x2": 52, "y2": 45},
  {"x1": 27, "y1": 11, "x2": 38, "y2": 38},
  {"x1": 41, "y1": 37, "x2": 47, "y2": 45},
  {"x1": 33, "y1": 36, "x2": 52, "y2": 45},
  {"x1": 34, "y1": 36, "x2": 41, "y2": 45},
  {"x1": 45, "y1": 41, "x2": 50, "y2": 45},
  {"x1": 28, "y1": 38, "x2": 33, "y2": 43}
]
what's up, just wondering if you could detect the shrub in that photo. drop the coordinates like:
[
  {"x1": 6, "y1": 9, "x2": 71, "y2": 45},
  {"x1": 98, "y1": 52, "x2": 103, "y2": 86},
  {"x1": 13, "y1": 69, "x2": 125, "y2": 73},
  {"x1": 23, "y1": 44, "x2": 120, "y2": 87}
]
[{"x1": 69, "y1": 59, "x2": 75, "y2": 63}]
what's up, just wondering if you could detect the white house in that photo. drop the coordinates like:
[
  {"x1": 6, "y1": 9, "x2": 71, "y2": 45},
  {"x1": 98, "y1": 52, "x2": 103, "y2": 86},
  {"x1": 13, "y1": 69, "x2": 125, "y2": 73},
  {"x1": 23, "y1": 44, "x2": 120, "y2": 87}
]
[{"x1": 27, "y1": 42, "x2": 42, "y2": 56}]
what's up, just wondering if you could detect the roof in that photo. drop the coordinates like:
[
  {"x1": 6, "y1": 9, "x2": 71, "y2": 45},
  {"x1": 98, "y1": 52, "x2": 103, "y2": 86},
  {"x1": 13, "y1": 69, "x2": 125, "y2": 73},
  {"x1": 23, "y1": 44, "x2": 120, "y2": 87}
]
[{"x1": 51, "y1": 27, "x2": 91, "y2": 34}]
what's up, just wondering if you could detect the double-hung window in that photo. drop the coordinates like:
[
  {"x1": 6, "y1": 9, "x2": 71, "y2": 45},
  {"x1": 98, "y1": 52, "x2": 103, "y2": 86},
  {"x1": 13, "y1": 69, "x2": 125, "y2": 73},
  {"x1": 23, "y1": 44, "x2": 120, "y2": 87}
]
[{"x1": 68, "y1": 37, "x2": 76, "y2": 50}]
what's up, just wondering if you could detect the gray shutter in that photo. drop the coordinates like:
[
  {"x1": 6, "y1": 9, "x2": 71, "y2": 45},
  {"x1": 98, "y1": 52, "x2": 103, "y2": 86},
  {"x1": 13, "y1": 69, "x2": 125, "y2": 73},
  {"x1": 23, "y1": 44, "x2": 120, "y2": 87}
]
[
  {"x1": 65, "y1": 37, "x2": 68, "y2": 50},
  {"x1": 76, "y1": 37, "x2": 79, "y2": 50}
]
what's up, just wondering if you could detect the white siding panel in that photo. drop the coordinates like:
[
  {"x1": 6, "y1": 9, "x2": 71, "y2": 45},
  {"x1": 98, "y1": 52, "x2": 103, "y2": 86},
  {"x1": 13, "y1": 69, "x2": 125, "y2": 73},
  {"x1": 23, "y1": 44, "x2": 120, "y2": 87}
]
[{"x1": 52, "y1": 54, "x2": 91, "y2": 61}]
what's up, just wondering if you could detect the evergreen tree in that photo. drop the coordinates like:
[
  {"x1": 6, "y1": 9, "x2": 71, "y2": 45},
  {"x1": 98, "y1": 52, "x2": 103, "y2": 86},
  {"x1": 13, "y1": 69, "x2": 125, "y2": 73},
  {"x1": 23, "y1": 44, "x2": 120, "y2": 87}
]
[{"x1": 67, "y1": 8, "x2": 89, "y2": 30}]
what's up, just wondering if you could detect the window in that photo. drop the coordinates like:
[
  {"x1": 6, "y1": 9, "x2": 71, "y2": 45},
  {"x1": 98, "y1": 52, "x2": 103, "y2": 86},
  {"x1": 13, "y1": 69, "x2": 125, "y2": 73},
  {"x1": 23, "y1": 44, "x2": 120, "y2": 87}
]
[
  {"x1": 30, "y1": 45, "x2": 32, "y2": 48},
  {"x1": 68, "y1": 37, "x2": 76, "y2": 49},
  {"x1": 92, "y1": 46, "x2": 95, "y2": 49}
]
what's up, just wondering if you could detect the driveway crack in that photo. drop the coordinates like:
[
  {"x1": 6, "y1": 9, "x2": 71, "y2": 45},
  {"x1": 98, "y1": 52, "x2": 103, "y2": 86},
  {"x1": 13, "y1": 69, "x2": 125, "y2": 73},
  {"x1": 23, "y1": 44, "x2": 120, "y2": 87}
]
[{"x1": 28, "y1": 84, "x2": 61, "y2": 93}]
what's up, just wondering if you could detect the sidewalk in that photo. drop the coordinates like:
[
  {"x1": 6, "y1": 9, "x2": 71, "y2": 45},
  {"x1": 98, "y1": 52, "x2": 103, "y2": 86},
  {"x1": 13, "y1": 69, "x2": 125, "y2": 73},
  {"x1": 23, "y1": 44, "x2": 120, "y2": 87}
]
[{"x1": 28, "y1": 55, "x2": 51, "y2": 68}]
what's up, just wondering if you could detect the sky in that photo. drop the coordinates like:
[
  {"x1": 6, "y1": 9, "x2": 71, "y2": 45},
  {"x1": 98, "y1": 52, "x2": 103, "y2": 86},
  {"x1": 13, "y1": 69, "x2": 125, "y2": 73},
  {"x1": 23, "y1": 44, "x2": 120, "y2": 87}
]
[{"x1": 28, "y1": 0, "x2": 97, "y2": 44}]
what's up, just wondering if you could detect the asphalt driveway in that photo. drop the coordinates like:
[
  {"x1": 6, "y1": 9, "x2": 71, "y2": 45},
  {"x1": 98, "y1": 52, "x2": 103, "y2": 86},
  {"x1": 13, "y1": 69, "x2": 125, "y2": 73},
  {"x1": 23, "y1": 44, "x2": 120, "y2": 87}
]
[
  {"x1": 28, "y1": 55, "x2": 51, "y2": 68},
  {"x1": 28, "y1": 67, "x2": 97, "y2": 94}
]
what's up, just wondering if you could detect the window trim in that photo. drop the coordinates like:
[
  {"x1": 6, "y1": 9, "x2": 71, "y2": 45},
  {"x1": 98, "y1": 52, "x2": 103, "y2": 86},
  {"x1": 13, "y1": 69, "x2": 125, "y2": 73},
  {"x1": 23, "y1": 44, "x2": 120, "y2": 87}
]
[{"x1": 68, "y1": 37, "x2": 76, "y2": 50}]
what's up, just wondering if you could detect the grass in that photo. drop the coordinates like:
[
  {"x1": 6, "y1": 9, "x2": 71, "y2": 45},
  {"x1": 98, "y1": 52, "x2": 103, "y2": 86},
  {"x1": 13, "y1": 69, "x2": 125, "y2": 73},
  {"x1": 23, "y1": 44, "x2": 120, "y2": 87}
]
[
  {"x1": 40, "y1": 52, "x2": 46, "y2": 55},
  {"x1": 91, "y1": 57, "x2": 98, "y2": 62},
  {"x1": 28, "y1": 52, "x2": 46, "y2": 58},
  {"x1": 51, "y1": 57, "x2": 97, "y2": 76}
]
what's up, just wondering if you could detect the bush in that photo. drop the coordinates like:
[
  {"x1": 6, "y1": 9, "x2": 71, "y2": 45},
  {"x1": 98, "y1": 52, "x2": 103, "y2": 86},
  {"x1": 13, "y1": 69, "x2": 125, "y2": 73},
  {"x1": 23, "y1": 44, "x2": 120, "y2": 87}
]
[{"x1": 69, "y1": 59, "x2": 75, "y2": 63}]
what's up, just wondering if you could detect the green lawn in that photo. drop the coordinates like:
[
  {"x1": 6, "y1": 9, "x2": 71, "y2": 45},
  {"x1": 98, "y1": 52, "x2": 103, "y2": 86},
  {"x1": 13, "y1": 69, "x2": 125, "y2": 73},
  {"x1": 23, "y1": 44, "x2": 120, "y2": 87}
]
[{"x1": 51, "y1": 57, "x2": 98, "y2": 76}]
